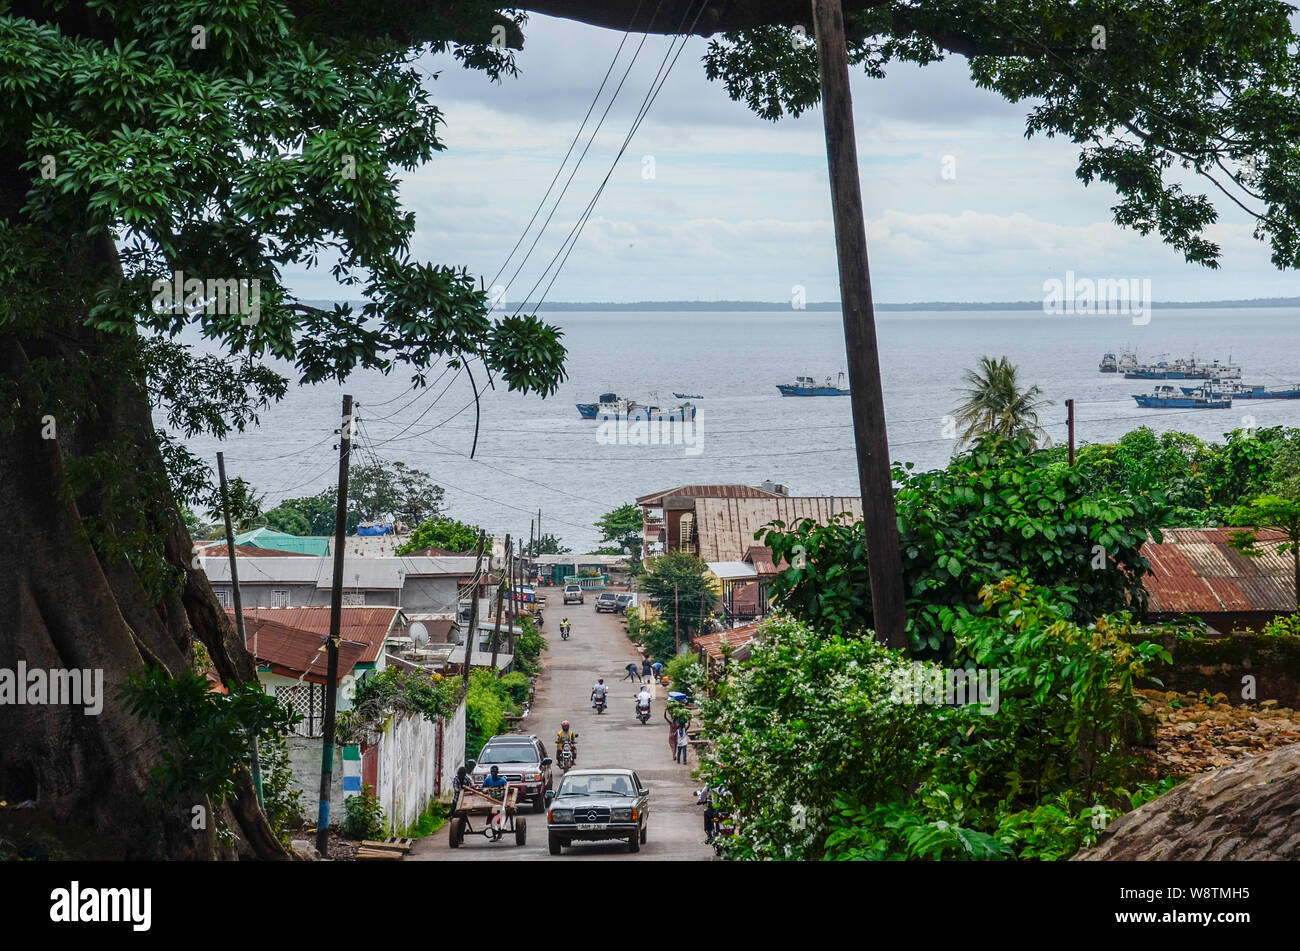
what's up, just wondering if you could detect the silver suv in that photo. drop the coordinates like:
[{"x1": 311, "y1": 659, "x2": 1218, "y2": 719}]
[{"x1": 563, "y1": 584, "x2": 584, "y2": 604}]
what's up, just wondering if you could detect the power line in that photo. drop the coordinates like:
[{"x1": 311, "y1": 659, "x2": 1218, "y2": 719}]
[{"x1": 510, "y1": 0, "x2": 709, "y2": 316}]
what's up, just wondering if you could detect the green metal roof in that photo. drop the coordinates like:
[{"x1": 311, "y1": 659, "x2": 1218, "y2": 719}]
[{"x1": 233, "y1": 527, "x2": 331, "y2": 557}]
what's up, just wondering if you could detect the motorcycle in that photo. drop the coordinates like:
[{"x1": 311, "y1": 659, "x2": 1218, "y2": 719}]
[
  {"x1": 635, "y1": 696, "x2": 651, "y2": 725},
  {"x1": 560, "y1": 622, "x2": 570, "y2": 641},
  {"x1": 559, "y1": 741, "x2": 574, "y2": 771},
  {"x1": 591, "y1": 692, "x2": 607, "y2": 714}
]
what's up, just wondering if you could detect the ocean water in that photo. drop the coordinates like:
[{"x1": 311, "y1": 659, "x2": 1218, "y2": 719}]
[{"x1": 177, "y1": 306, "x2": 1300, "y2": 551}]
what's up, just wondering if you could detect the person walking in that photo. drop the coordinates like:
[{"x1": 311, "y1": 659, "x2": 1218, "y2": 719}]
[
  {"x1": 622, "y1": 661, "x2": 641, "y2": 682},
  {"x1": 675, "y1": 721, "x2": 689, "y2": 765},
  {"x1": 641, "y1": 657, "x2": 652, "y2": 680}
]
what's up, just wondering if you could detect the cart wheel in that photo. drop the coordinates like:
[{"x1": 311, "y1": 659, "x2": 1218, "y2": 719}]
[
  {"x1": 515, "y1": 816, "x2": 527, "y2": 847},
  {"x1": 449, "y1": 816, "x2": 466, "y2": 849}
]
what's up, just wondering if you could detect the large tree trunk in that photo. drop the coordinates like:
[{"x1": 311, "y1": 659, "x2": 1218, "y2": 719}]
[{"x1": 0, "y1": 147, "x2": 287, "y2": 859}]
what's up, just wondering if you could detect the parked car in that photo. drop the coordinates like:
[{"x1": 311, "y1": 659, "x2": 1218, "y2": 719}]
[
  {"x1": 563, "y1": 584, "x2": 584, "y2": 604},
  {"x1": 545, "y1": 768, "x2": 650, "y2": 854},
  {"x1": 594, "y1": 592, "x2": 620, "y2": 613},
  {"x1": 469, "y1": 735, "x2": 553, "y2": 812},
  {"x1": 615, "y1": 593, "x2": 638, "y2": 614}
]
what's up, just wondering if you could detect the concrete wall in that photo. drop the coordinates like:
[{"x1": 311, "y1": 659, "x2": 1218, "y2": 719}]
[
  {"x1": 374, "y1": 696, "x2": 467, "y2": 834},
  {"x1": 287, "y1": 735, "x2": 345, "y2": 828},
  {"x1": 401, "y1": 576, "x2": 461, "y2": 614}
]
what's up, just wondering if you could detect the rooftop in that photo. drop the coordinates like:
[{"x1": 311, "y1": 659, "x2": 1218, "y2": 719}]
[
  {"x1": 1141, "y1": 527, "x2": 1295, "y2": 615},
  {"x1": 239, "y1": 615, "x2": 368, "y2": 683},
  {"x1": 693, "y1": 496, "x2": 862, "y2": 563},
  {"x1": 636, "y1": 484, "x2": 782, "y2": 507},
  {"x1": 228, "y1": 605, "x2": 404, "y2": 665}
]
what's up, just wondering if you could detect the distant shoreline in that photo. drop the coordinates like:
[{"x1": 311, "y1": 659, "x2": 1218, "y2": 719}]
[{"x1": 531, "y1": 298, "x2": 1300, "y2": 312}]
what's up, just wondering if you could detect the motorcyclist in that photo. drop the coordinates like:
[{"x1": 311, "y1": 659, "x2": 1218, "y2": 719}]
[
  {"x1": 555, "y1": 720, "x2": 579, "y2": 765},
  {"x1": 560, "y1": 617, "x2": 570, "y2": 636},
  {"x1": 635, "y1": 683, "x2": 652, "y2": 718},
  {"x1": 591, "y1": 677, "x2": 608, "y2": 709}
]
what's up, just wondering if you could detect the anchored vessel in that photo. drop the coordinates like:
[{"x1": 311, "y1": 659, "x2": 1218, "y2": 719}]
[
  {"x1": 1182, "y1": 382, "x2": 1300, "y2": 399},
  {"x1": 776, "y1": 372, "x2": 850, "y2": 396},
  {"x1": 1133, "y1": 384, "x2": 1232, "y2": 409},
  {"x1": 576, "y1": 392, "x2": 696, "y2": 421},
  {"x1": 1124, "y1": 356, "x2": 1241, "y2": 380}
]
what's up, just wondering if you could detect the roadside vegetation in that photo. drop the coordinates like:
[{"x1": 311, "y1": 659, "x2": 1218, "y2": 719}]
[{"x1": 698, "y1": 421, "x2": 1300, "y2": 860}]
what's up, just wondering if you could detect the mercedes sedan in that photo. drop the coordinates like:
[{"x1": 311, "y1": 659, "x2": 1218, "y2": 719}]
[{"x1": 545, "y1": 768, "x2": 649, "y2": 854}]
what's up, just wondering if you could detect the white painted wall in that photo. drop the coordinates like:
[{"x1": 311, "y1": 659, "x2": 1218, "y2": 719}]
[{"x1": 374, "y1": 696, "x2": 467, "y2": 834}]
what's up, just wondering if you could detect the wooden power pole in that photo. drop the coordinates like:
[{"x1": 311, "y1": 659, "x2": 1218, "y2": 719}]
[
  {"x1": 317, "y1": 394, "x2": 353, "y2": 856},
  {"x1": 216, "y1": 452, "x2": 263, "y2": 808},
  {"x1": 812, "y1": 0, "x2": 908, "y2": 652},
  {"x1": 463, "y1": 530, "x2": 488, "y2": 687},
  {"x1": 1066, "y1": 398, "x2": 1076, "y2": 466},
  {"x1": 490, "y1": 533, "x2": 510, "y2": 675}
]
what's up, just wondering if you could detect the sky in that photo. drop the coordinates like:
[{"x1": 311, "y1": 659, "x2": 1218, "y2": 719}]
[{"x1": 284, "y1": 14, "x2": 1295, "y2": 306}]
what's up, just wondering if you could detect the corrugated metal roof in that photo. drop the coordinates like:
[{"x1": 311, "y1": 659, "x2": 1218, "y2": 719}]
[
  {"x1": 636, "y1": 484, "x2": 781, "y2": 506},
  {"x1": 694, "y1": 497, "x2": 863, "y2": 563},
  {"x1": 239, "y1": 615, "x2": 368, "y2": 682},
  {"x1": 692, "y1": 624, "x2": 760, "y2": 662},
  {"x1": 230, "y1": 606, "x2": 403, "y2": 665},
  {"x1": 742, "y1": 545, "x2": 779, "y2": 575},
  {"x1": 202, "y1": 555, "x2": 479, "y2": 587},
  {"x1": 706, "y1": 561, "x2": 759, "y2": 581},
  {"x1": 198, "y1": 543, "x2": 315, "y2": 558},
  {"x1": 1141, "y1": 528, "x2": 1295, "y2": 613}
]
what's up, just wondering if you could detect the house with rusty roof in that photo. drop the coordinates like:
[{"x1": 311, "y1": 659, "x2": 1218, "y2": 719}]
[
  {"x1": 637, "y1": 483, "x2": 862, "y2": 567},
  {"x1": 1140, "y1": 527, "x2": 1297, "y2": 634}
]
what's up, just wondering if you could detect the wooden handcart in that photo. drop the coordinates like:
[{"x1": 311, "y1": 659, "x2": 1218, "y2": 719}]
[{"x1": 448, "y1": 783, "x2": 527, "y2": 848}]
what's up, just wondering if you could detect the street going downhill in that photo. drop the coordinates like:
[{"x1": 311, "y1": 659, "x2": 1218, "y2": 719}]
[{"x1": 411, "y1": 597, "x2": 712, "y2": 861}]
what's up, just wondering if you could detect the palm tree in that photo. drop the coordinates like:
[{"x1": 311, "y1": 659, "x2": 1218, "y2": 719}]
[{"x1": 951, "y1": 356, "x2": 1054, "y2": 449}]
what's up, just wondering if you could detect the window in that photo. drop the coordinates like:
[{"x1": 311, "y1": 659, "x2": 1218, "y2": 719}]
[
  {"x1": 343, "y1": 591, "x2": 365, "y2": 606},
  {"x1": 271, "y1": 589, "x2": 291, "y2": 608},
  {"x1": 213, "y1": 588, "x2": 231, "y2": 607}
]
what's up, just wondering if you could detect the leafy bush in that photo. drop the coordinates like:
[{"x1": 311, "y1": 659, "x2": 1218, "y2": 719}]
[
  {"x1": 120, "y1": 668, "x2": 297, "y2": 808},
  {"x1": 342, "y1": 784, "x2": 385, "y2": 839},
  {"x1": 465, "y1": 668, "x2": 523, "y2": 758},
  {"x1": 761, "y1": 433, "x2": 1159, "y2": 655},
  {"x1": 1262, "y1": 613, "x2": 1300, "y2": 636},
  {"x1": 697, "y1": 581, "x2": 1173, "y2": 861},
  {"x1": 698, "y1": 615, "x2": 956, "y2": 860},
  {"x1": 662, "y1": 653, "x2": 703, "y2": 693},
  {"x1": 512, "y1": 616, "x2": 546, "y2": 676},
  {"x1": 498, "y1": 670, "x2": 531, "y2": 706},
  {"x1": 259, "y1": 732, "x2": 306, "y2": 844}
]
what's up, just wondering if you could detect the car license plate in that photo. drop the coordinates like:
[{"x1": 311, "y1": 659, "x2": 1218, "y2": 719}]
[{"x1": 576, "y1": 822, "x2": 606, "y2": 830}]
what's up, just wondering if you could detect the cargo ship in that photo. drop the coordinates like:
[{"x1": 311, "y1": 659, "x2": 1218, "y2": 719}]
[
  {"x1": 1099, "y1": 350, "x2": 1138, "y2": 373},
  {"x1": 1124, "y1": 356, "x2": 1241, "y2": 380},
  {"x1": 576, "y1": 393, "x2": 696, "y2": 421},
  {"x1": 1133, "y1": 384, "x2": 1232, "y2": 408},
  {"x1": 777, "y1": 372, "x2": 850, "y2": 396},
  {"x1": 1182, "y1": 382, "x2": 1300, "y2": 399}
]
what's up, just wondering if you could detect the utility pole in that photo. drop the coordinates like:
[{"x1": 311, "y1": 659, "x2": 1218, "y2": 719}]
[
  {"x1": 508, "y1": 538, "x2": 521, "y2": 660},
  {"x1": 316, "y1": 394, "x2": 353, "y2": 856},
  {"x1": 812, "y1": 0, "x2": 908, "y2": 653},
  {"x1": 216, "y1": 452, "x2": 263, "y2": 808},
  {"x1": 674, "y1": 580, "x2": 680, "y2": 655},
  {"x1": 1066, "y1": 398, "x2": 1076, "y2": 466},
  {"x1": 489, "y1": 533, "x2": 509, "y2": 676},
  {"x1": 463, "y1": 530, "x2": 487, "y2": 687}
]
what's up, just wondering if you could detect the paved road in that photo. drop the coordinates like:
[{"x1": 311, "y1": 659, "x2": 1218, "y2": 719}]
[{"x1": 410, "y1": 594, "x2": 713, "y2": 861}]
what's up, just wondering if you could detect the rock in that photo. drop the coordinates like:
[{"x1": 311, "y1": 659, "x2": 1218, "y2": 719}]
[
  {"x1": 1074, "y1": 743, "x2": 1300, "y2": 860},
  {"x1": 290, "y1": 839, "x2": 320, "y2": 861},
  {"x1": 1261, "y1": 700, "x2": 1279, "y2": 709}
]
